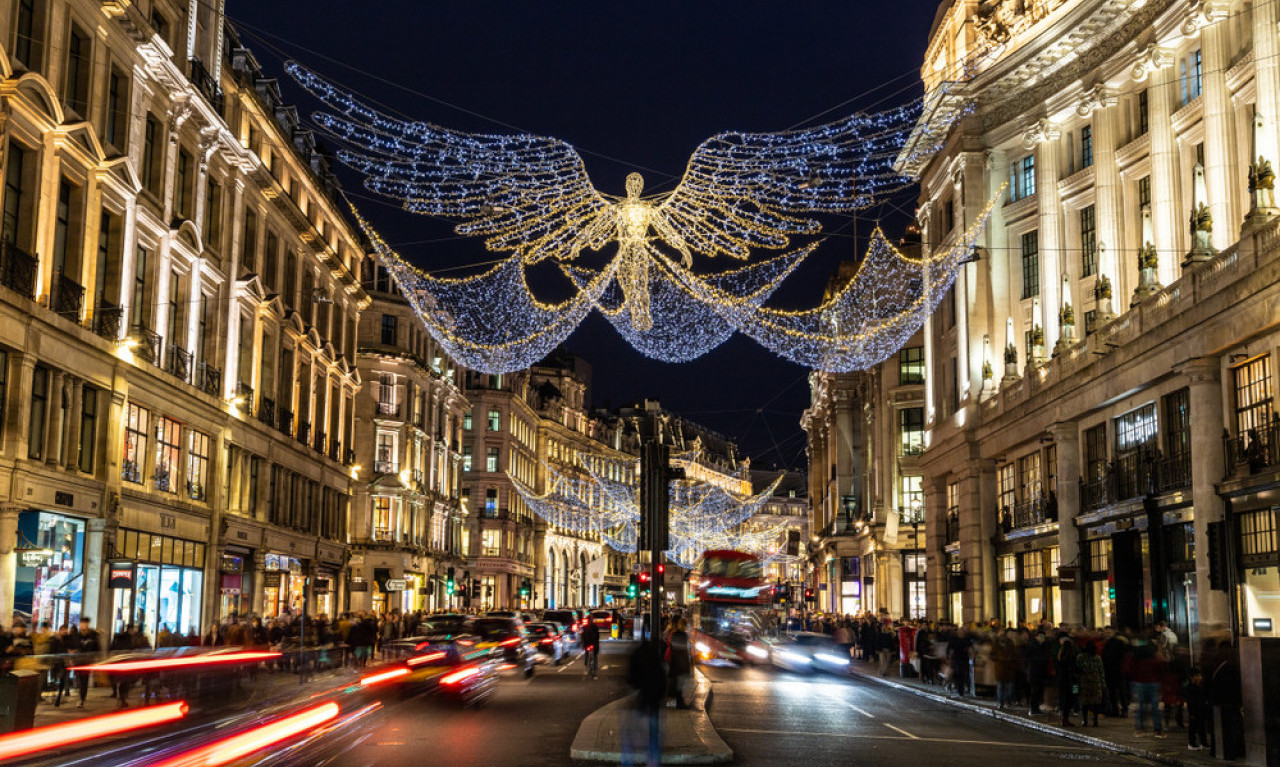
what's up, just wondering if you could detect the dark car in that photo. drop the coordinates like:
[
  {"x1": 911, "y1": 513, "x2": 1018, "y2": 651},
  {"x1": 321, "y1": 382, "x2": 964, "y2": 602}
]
[
  {"x1": 381, "y1": 630, "x2": 499, "y2": 705},
  {"x1": 542, "y1": 610, "x2": 579, "y2": 641},
  {"x1": 526, "y1": 622, "x2": 568, "y2": 664},
  {"x1": 472, "y1": 616, "x2": 537, "y2": 678}
]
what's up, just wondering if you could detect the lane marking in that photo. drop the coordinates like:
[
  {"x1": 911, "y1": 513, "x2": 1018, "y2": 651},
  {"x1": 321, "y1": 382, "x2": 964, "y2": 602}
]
[
  {"x1": 840, "y1": 701, "x2": 876, "y2": 718},
  {"x1": 884, "y1": 723, "x2": 920, "y2": 740},
  {"x1": 716, "y1": 727, "x2": 1087, "y2": 750}
]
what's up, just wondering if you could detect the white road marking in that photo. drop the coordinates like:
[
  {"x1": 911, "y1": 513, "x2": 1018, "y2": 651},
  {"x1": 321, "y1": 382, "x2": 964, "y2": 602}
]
[
  {"x1": 840, "y1": 700, "x2": 876, "y2": 718},
  {"x1": 716, "y1": 727, "x2": 1086, "y2": 750},
  {"x1": 884, "y1": 723, "x2": 920, "y2": 739}
]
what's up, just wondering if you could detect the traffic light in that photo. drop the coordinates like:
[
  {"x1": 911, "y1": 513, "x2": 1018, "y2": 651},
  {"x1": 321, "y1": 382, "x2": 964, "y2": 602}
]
[
  {"x1": 446, "y1": 566, "x2": 456, "y2": 596},
  {"x1": 473, "y1": 577, "x2": 482, "y2": 596},
  {"x1": 628, "y1": 573, "x2": 638, "y2": 598},
  {"x1": 519, "y1": 578, "x2": 531, "y2": 598}
]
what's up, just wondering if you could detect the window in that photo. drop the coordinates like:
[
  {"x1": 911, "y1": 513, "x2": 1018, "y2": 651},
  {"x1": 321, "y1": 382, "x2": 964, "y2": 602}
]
[
  {"x1": 463, "y1": 411, "x2": 473, "y2": 430},
  {"x1": 373, "y1": 497, "x2": 392, "y2": 540},
  {"x1": 376, "y1": 432, "x2": 395, "y2": 469},
  {"x1": 241, "y1": 209, "x2": 257, "y2": 274},
  {"x1": 175, "y1": 148, "x2": 193, "y2": 219},
  {"x1": 187, "y1": 430, "x2": 209, "y2": 501},
  {"x1": 1022, "y1": 551, "x2": 1044, "y2": 580},
  {"x1": 78, "y1": 384, "x2": 97, "y2": 473},
  {"x1": 899, "y1": 406, "x2": 924, "y2": 455},
  {"x1": 0, "y1": 350, "x2": 7, "y2": 436},
  {"x1": 1021, "y1": 231, "x2": 1040, "y2": 299},
  {"x1": 2, "y1": 141, "x2": 33, "y2": 249},
  {"x1": 899, "y1": 346, "x2": 924, "y2": 385},
  {"x1": 484, "y1": 488, "x2": 498, "y2": 514},
  {"x1": 482, "y1": 529, "x2": 501, "y2": 557},
  {"x1": 14, "y1": 0, "x2": 44, "y2": 72},
  {"x1": 64, "y1": 23, "x2": 91, "y2": 116},
  {"x1": 105, "y1": 67, "x2": 127, "y2": 148},
  {"x1": 1137, "y1": 91, "x2": 1149, "y2": 136},
  {"x1": 899, "y1": 475, "x2": 923, "y2": 521},
  {"x1": 1084, "y1": 423, "x2": 1107, "y2": 483},
  {"x1": 1009, "y1": 154, "x2": 1036, "y2": 201},
  {"x1": 380, "y1": 314, "x2": 397, "y2": 345},
  {"x1": 154, "y1": 416, "x2": 181, "y2": 492},
  {"x1": 28, "y1": 365, "x2": 48, "y2": 459},
  {"x1": 1239, "y1": 510, "x2": 1277, "y2": 559},
  {"x1": 486, "y1": 447, "x2": 499, "y2": 473},
  {"x1": 142, "y1": 115, "x2": 162, "y2": 195},
  {"x1": 1080, "y1": 205, "x2": 1097, "y2": 277},
  {"x1": 1180, "y1": 49, "x2": 1203, "y2": 105},
  {"x1": 378, "y1": 373, "x2": 396, "y2": 410},
  {"x1": 263, "y1": 231, "x2": 277, "y2": 290},
  {"x1": 1138, "y1": 176, "x2": 1151, "y2": 211},
  {"x1": 462, "y1": 445, "x2": 473, "y2": 472},
  {"x1": 1234, "y1": 355, "x2": 1273, "y2": 441},
  {"x1": 123, "y1": 402, "x2": 149, "y2": 483},
  {"x1": 998, "y1": 463, "x2": 1016, "y2": 513},
  {"x1": 1084, "y1": 309, "x2": 1097, "y2": 335},
  {"x1": 1163, "y1": 388, "x2": 1191, "y2": 459},
  {"x1": 488, "y1": 409, "x2": 501, "y2": 431},
  {"x1": 1018, "y1": 452, "x2": 1042, "y2": 500},
  {"x1": 1089, "y1": 538, "x2": 1112, "y2": 576},
  {"x1": 1114, "y1": 404, "x2": 1157, "y2": 452},
  {"x1": 1000, "y1": 555, "x2": 1018, "y2": 583},
  {"x1": 52, "y1": 178, "x2": 81, "y2": 282},
  {"x1": 1080, "y1": 125, "x2": 1093, "y2": 169},
  {"x1": 204, "y1": 178, "x2": 221, "y2": 247}
]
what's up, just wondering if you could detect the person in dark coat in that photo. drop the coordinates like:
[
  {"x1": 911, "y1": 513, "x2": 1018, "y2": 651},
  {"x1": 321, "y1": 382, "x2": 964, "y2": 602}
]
[
  {"x1": 947, "y1": 627, "x2": 973, "y2": 697},
  {"x1": 624, "y1": 641, "x2": 666, "y2": 767},
  {"x1": 1025, "y1": 630, "x2": 1049, "y2": 715},
  {"x1": 666, "y1": 618, "x2": 693, "y2": 709},
  {"x1": 75, "y1": 618, "x2": 101, "y2": 708},
  {"x1": 1054, "y1": 633, "x2": 1079, "y2": 727},
  {"x1": 1101, "y1": 628, "x2": 1130, "y2": 717}
]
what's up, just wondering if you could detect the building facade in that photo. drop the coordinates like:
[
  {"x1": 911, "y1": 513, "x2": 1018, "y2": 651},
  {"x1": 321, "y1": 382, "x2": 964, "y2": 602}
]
[
  {"x1": 347, "y1": 257, "x2": 466, "y2": 615},
  {"x1": 804, "y1": 320, "x2": 929, "y2": 620},
  {"x1": 746, "y1": 468, "x2": 810, "y2": 591},
  {"x1": 0, "y1": 0, "x2": 368, "y2": 641},
  {"x1": 900, "y1": 0, "x2": 1280, "y2": 643}
]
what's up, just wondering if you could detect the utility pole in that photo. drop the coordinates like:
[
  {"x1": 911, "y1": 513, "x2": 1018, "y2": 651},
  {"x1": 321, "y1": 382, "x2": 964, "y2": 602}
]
[{"x1": 639, "y1": 437, "x2": 682, "y2": 647}]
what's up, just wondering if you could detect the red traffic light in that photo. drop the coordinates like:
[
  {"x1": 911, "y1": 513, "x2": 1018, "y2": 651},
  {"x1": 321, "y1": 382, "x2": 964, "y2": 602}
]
[
  {"x1": 656, "y1": 564, "x2": 664, "y2": 574},
  {"x1": 639, "y1": 572, "x2": 650, "y2": 583}
]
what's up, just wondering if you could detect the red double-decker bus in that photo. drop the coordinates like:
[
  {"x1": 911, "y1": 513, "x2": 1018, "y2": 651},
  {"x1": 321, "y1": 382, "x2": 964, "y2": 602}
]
[{"x1": 689, "y1": 550, "x2": 770, "y2": 664}]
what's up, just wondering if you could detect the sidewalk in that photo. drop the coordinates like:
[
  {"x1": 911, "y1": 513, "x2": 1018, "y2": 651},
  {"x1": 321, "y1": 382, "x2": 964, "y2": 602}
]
[
  {"x1": 847, "y1": 659, "x2": 1220, "y2": 767},
  {"x1": 31, "y1": 664, "x2": 364, "y2": 728},
  {"x1": 571, "y1": 670, "x2": 732, "y2": 764}
]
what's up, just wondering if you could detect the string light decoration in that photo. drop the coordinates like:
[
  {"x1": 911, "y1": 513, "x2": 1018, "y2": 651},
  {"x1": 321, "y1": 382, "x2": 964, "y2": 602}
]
[
  {"x1": 287, "y1": 62, "x2": 982, "y2": 373},
  {"x1": 509, "y1": 456, "x2": 787, "y2": 569}
]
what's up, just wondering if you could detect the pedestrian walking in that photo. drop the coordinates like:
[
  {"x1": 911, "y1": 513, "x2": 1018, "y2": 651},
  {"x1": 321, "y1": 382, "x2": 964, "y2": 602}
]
[
  {"x1": 666, "y1": 618, "x2": 693, "y2": 709},
  {"x1": 1076, "y1": 643, "x2": 1106, "y2": 726},
  {"x1": 1053, "y1": 633, "x2": 1079, "y2": 727},
  {"x1": 622, "y1": 641, "x2": 666, "y2": 767},
  {"x1": 1184, "y1": 668, "x2": 1210, "y2": 751}
]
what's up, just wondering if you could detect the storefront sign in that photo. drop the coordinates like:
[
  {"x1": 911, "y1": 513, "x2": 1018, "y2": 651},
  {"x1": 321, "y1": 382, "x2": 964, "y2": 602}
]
[
  {"x1": 19, "y1": 549, "x2": 53, "y2": 567},
  {"x1": 1058, "y1": 566, "x2": 1079, "y2": 589},
  {"x1": 384, "y1": 579, "x2": 407, "y2": 592},
  {"x1": 108, "y1": 561, "x2": 136, "y2": 589},
  {"x1": 314, "y1": 578, "x2": 332, "y2": 594},
  {"x1": 262, "y1": 571, "x2": 283, "y2": 588},
  {"x1": 220, "y1": 554, "x2": 244, "y2": 573},
  {"x1": 1255, "y1": 618, "x2": 1273, "y2": 633},
  {"x1": 54, "y1": 491, "x2": 74, "y2": 507},
  {"x1": 350, "y1": 580, "x2": 369, "y2": 592}
]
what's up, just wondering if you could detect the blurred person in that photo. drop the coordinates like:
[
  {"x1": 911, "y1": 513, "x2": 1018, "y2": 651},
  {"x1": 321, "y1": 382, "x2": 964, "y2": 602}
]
[
  {"x1": 1184, "y1": 667, "x2": 1210, "y2": 751},
  {"x1": 582, "y1": 618, "x2": 602, "y2": 678},
  {"x1": 666, "y1": 618, "x2": 692, "y2": 709},
  {"x1": 1076, "y1": 643, "x2": 1106, "y2": 727},
  {"x1": 1025, "y1": 629, "x2": 1049, "y2": 715},
  {"x1": 947, "y1": 626, "x2": 973, "y2": 697},
  {"x1": 1054, "y1": 632, "x2": 1079, "y2": 727},
  {"x1": 622, "y1": 640, "x2": 666, "y2": 767},
  {"x1": 1102, "y1": 627, "x2": 1130, "y2": 718},
  {"x1": 75, "y1": 618, "x2": 101, "y2": 708},
  {"x1": 1125, "y1": 632, "x2": 1166, "y2": 737},
  {"x1": 991, "y1": 628, "x2": 1017, "y2": 709}
]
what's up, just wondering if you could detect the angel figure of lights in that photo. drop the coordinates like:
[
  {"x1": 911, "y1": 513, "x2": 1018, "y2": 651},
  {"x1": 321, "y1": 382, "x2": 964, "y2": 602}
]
[{"x1": 285, "y1": 62, "x2": 986, "y2": 372}]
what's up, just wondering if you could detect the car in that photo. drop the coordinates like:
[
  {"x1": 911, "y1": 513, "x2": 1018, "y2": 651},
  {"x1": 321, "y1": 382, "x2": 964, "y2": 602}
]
[
  {"x1": 542, "y1": 610, "x2": 579, "y2": 641},
  {"x1": 588, "y1": 610, "x2": 613, "y2": 632},
  {"x1": 525, "y1": 622, "x2": 568, "y2": 664},
  {"x1": 471, "y1": 616, "x2": 537, "y2": 678},
  {"x1": 769, "y1": 632, "x2": 851, "y2": 674},
  {"x1": 381, "y1": 631, "x2": 499, "y2": 706},
  {"x1": 486, "y1": 610, "x2": 518, "y2": 619}
]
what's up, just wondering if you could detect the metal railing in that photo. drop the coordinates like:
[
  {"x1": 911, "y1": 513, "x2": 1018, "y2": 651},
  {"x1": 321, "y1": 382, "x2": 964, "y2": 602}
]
[
  {"x1": 195, "y1": 361, "x2": 221, "y2": 396},
  {"x1": 1225, "y1": 416, "x2": 1280, "y2": 477},
  {"x1": 188, "y1": 57, "x2": 224, "y2": 112},
  {"x1": 297, "y1": 421, "x2": 310, "y2": 446},
  {"x1": 343, "y1": 448, "x2": 356, "y2": 466},
  {"x1": 373, "y1": 459, "x2": 397, "y2": 474},
  {"x1": 131, "y1": 324, "x2": 162, "y2": 365},
  {"x1": 328, "y1": 440, "x2": 340, "y2": 462},
  {"x1": 999, "y1": 492, "x2": 1056, "y2": 532},
  {"x1": 257, "y1": 396, "x2": 276, "y2": 427},
  {"x1": 376, "y1": 401, "x2": 401, "y2": 417},
  {"x1": 93, "y1": 303, "x2": 123, "y2": 340},
  {"x1": 51, "y1": 270, "x2": 84, "y2": 320},
  {"x1": 945, "y1": 513, "x2": 960, "y2": 544},
  {"x1": 165, "y1": 344, "x2": 192, "y2": 384},
  {"x1": 277, "y1": 407, "x2": 294, "y2": 436},
  {"x1": 1081, "y1": 446, "x2": 1192, "y2": 510},
  {"x1": 0, "y1": 240, "x2": 37, "y2": 298},
  {"x1": 313, "y1": 429, "x2": 326, "y2": 454},
  {"x1": 236, "y1": 381, "x2": 254, "y2": 410}
]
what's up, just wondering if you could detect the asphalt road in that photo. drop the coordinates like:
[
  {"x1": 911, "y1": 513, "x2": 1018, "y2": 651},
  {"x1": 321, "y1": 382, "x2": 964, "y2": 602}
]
[
  {"x1": 316, "y1": 641, "x2": 633, "y2": 767},
  {"x1": 700, "y1": 662, "x2": 1155, "y2": 767}
]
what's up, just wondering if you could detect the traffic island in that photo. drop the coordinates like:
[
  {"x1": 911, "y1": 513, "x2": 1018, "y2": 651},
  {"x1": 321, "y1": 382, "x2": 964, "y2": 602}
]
[{"x1": 571, "y1": 669, "x2": 732, "y2": 764}]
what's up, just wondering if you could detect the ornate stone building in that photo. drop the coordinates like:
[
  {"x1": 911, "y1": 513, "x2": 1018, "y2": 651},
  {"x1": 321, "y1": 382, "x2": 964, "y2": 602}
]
[
  {"x1": 900, "y1": 0, "x2": 1280, "y2": 643},
  {"x1": 0, "y1": 1, "x2": 367, "y2": 640},
  {"x1": 746, "y1": 468, "x2": 810, "y2": 588},
  {"x1": 348, "y1": 257, "x2": 467, "y2": 614},
  {"x1": 803, "y1": 319, "x2": 928, "y2": 619}
]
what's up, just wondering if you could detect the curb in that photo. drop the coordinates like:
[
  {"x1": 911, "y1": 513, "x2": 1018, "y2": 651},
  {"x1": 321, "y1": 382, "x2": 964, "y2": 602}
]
[
  {"x1": 847, "y1": 667, "x2": 1201, "y2": 767},
  {"x1": 570, "y1": 669, "x2": 732, "y2": 764}
]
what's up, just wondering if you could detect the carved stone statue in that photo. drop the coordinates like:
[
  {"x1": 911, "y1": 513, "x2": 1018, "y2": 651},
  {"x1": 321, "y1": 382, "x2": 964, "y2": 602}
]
[
  {"x1": 1093, "y1": 274, "x2": 1112, "y2": 300},
  {"x1": 1190, "y1": 202, "x2": 1213, "y2": 235},
  {"x1": 1249, "y1": 157, "x2": 1275, "y2": 193}
]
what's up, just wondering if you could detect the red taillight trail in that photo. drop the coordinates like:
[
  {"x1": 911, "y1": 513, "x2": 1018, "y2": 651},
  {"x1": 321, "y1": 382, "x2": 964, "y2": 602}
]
[{"x1": 0, "y1": 701, "x2": 188, "y2": 760}]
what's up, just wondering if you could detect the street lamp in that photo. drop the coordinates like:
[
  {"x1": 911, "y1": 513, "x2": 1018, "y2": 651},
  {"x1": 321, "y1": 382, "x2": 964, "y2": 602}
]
[{"x1": 909, "y1": 498, "x2": 922, "y2": 619}]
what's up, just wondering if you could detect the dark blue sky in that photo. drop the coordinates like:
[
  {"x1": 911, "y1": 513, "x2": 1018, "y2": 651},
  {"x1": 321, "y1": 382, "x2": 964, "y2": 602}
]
[{"x1": 227, "y1": 1, "x2": 943, "y2": 469}]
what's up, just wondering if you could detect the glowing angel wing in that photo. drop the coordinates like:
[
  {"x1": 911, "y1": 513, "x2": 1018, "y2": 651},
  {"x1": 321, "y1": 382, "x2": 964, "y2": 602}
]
[
  {"x1": 285, "y1": 62, "x2": 612, "y2": 264},
  {"x1": 656, "y1": 102, "x2": 924, "y2": 260}
]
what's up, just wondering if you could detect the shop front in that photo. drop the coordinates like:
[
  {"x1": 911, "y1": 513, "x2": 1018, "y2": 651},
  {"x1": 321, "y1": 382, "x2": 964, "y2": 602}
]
[
  {"x1": 109, "y1": 528, "x2": 205, "y2": 645},
  {"x1": 218, "y1": 551, "x2": 251, "y2": 619},
  {"x1": 839, "y1": 555, "x2": 862, "y2": 615},
  {"x1": 262, "y1": 554, "x2": 306, "y2": 618},
  {"x1": 14, "y1": 510, "x2": 87, "y2": 630},
  {"x1": 1238, "y1": 506, "x2": 1279, "y2": 638}
]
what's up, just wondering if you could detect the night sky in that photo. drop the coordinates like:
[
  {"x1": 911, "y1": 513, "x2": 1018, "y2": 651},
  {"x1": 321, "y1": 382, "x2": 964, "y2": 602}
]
[{"x1": 226, "y1": 1, "x2": 943, "y2": 469}]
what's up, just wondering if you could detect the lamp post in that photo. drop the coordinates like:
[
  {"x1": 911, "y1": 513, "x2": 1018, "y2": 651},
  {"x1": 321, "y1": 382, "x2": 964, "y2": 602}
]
[{"x1": 905, "y1": 498, "x2": 922, "y2": 620}]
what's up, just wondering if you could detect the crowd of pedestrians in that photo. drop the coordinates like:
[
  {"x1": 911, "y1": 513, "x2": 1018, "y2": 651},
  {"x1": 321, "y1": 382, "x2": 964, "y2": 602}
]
[{"x1": 783, "y1": 610, "x2": 1243, "y2": 755}]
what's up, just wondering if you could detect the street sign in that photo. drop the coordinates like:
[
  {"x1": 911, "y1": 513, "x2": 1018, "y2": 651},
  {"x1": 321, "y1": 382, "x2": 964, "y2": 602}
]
[
  {"x1": 632, "y1": 563, "x2": 643, "y2": 574},
  {"x1": 384, "y1": 579, "x2": 407, "y2": 591}
]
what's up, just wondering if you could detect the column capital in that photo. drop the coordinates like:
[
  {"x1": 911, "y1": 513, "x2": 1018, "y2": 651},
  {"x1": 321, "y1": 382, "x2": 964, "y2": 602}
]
[
  {"x1": 1022, "y1": 118, "x2": 1060, "y2": 150},
  {"x1": 1075, "y1": 85, "x2": 1118, "y2": 118},
  {"x1": 1176, "y1": 356, "x2": 1221, "y2": 386},
  {"x1": 1047, "y1": 421, "x2": 1079, "y2": 444},
  {"x1": 1130, "y1": 43, "x2": 1174, "y2": 81},
  {"x1": 1180, "y1": 0, "x2": 1228, "y2": 37}
]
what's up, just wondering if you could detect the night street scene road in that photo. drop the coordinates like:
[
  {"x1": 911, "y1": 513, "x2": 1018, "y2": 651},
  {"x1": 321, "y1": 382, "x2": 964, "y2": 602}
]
[{"x1": 1, "y1": 0, "x2": 1279, "y2": 765}]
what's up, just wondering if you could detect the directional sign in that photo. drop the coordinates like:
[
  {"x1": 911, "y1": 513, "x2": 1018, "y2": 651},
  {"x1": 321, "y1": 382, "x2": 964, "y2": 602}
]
[{"x1": 384, "y1": 579, "x2": 407, "y2": 591}]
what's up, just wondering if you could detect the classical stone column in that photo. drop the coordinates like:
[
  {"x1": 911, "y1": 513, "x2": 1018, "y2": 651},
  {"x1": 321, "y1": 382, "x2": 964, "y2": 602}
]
[
  {"x1": 962, "y1": 458, "x2": 998, "y2": 623},
  {"x1": 84, "y1": 518, "x2": 106, "y2": 631},
  {"x1": 1254, "y1": 0, "x2": 1280, "y2": 164},
  {"x1": 1143, "y1": 49, "x2": 1181, "y2": 287},
  {"x1": 1089, "y1": 91, "x2": 1123, "y2": 314},
  {"x1": 1030, "y1": 119, "x2": 1063, "y2": 351},
  {"x1": 833, "y1": 390, "x2": 856, "y2": 530},
  {"x1": 1049, "y1": 421, "x2": 1084, "y2": 625},
  {"x1": 925, "y1": 475, "x2": 949, "y2": 622},
  {"x1": 0, "y1": 505, "x2": 21, "y2": 626},
  {"x1": 1180, "y1": 357, "x2": 1231, "y2": 632},
  {"x1": 1198, "y1": 17, "x2": 1237, "y2": 250}
]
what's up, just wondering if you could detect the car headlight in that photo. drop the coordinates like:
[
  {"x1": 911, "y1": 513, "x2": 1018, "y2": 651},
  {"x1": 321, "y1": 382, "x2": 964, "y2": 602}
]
[
  {"x1": 695, "y1": 642, "x2": 710, "y2": 654},
  {"x1": 779, "y1": 650, "x2": 811, "y2": 665},
  {"x1": 746, "y1": 645, "x2": 769, "y2": 659},
  {"x1": 814, "y1": 652, "x2": 850, "y2": 666}
]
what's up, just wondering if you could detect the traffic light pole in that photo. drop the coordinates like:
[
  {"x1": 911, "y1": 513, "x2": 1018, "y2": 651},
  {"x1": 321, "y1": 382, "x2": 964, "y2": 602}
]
[{"x1": 640, "y1": 440, "x2": 671, "y2": 648}]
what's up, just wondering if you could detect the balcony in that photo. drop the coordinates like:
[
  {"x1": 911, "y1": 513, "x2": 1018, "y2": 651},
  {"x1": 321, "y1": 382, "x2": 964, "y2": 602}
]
[
  {"x1": 51, "y1": 270, "x2": 84, "y2": 320},
  {"x1": 344, "y1": 448, "x2": 356, "y2": 466},
  {"x1": 131, "y1": 325, "x2": 163, "y2": 366},
  {"x1": 373, "y1": 459, "x2": 397, "y2": 474},
  {"x1": 277, "y1": 407, "x2": 294, "y2": 436},
  {"x1": 0, "y1": 240, "x2": 36, "y2": 298},
  {"x1": 1081, "y1": 446, "x2": 1190, "y2": 511},
  {"x1": 376, "y1": 401, "x2": 401, "y2": 418},
  {"x1": 412, "y1": 469, "x2": 424, "y2": 487},
  {"x1": 1225, "y1": 417, "x2": 1280, "y2": 477},
  {"x1": 999, "y1": 492, "x2": 1056, "y2": 533},
  {"x1": 195, "y1": 361, "x2": 221, "y2": 397},
  {"x1": 257, "y1": 396, "x2": 276, "y2": 427},
  {"x1": 235, "y1": 381, "x2": 254, "y2": 410},
  {"x1": 313, "y1": 428, "x2": 326, "y2": 454},
  {"x1": 328, "y1": 440, "x2": 341, "y2": 462},
  {"x1": 93, "y1": 303, "x2": 123, "y2": 341},
  {"x1": 188, "y1": 57, "x2": 224, "y2": 112},
  {"x1": 165, "y1": 344, "x2": 192, "y2": 384},
  {"x1": 297, "y1": 420, "x2": 310, "y2": 446}
]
